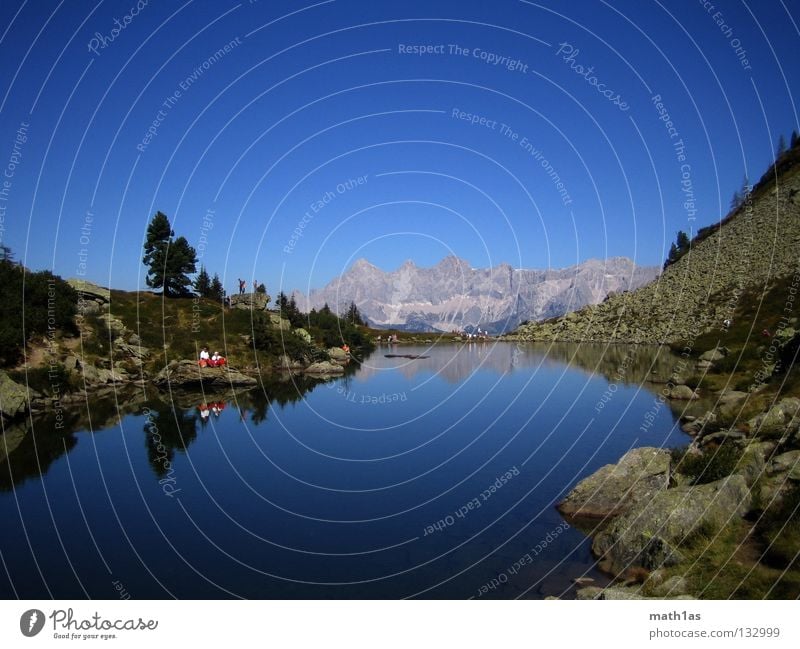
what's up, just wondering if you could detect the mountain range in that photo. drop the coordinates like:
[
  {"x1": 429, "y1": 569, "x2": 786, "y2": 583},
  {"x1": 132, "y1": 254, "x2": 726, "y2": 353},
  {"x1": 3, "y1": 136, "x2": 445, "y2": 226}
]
[{"x1": 293, "y1": 256, "x2": 659, "y2": 333}]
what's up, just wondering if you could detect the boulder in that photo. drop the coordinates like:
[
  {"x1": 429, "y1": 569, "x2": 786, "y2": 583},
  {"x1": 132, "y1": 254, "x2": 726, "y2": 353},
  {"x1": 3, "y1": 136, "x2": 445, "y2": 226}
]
[
  {"x1": 699, "y1": 347, "x2": 728, "y2": 363},
  {"x1": 0, "y1": 421, "x2": 28, "y2": 464},
  {"x1": 592, "y1": 475, "x2": 751, "y2": 576},
  {"x1": 734, "y1": 442, "x2": 772, "y2": 486},
  {"x1": 114, "y1": 340, "x2": 150, "y2": 360},
  {"x1": 128, "y1": 333, "x2": 141, "y2": 346},
  {"x1": 277, "y1": 355, "x2": 304, "y2": 370},
  {"x1": 669, "y1": 385, "x2": 699, "y2": 400},
  {"x1": 268, "y1": 313, "x2": 291, "y2": 330},
  {"x1": 327, "y1": 347, "x2": 349, "y2": 362},
  {"x1": 97, "y1": 313, "x2": 127, "y2": 337},
  {"x1": 293, "y1": 328, "x2": 312, "y2": 344},
  {"x1": 768, "y1": 450, "x2": 800, "y2": 474},
  {"x1": 748, "y1": 404, "x2": 791, "y2": 437},
  {"x1": 67, "y1": 278, "x2": 111, "y2": 303},
  {"x1": 698, "y1": 430, "x2": 747, "y2": 446},
  {"x1": 0, "y1": 371, "x2": 32, "y2": 419},
  {"x1": 304, "y1": 361, "x2": 345, "y2": 375},
  {"x1": 229, "y1": 293, "x2": 270, "y2": 311},
  {"x1": 152, "y1": 360, "x2": 257, "y2": 389},
  {"x1": 557, "y1": 447, "x2": 671, "y2": 519}
]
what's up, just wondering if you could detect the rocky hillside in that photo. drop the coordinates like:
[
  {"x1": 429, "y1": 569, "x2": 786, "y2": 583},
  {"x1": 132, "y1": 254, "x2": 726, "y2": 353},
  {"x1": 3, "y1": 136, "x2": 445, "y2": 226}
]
[
  {"x1": 295, "y1": 256, "x2": 658, "y2": 333},
  {"x1": 507, "y1": 152, "x2": 800, "y2": 344}
]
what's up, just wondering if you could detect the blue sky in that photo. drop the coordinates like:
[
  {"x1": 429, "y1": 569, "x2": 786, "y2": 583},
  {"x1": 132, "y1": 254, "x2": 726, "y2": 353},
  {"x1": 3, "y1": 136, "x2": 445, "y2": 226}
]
[{"x1": 0, "y1": 0, "x2": 798, "y2": 295}]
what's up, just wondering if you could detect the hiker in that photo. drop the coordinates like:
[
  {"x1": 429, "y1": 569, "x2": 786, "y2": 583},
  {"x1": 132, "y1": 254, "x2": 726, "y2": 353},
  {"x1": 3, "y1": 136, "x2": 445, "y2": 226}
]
[
  {"x1": 210, "y1": 351, "x2": 226, "y2": 367},
  {"x1": 199, "y1": 347, "x2": 210, "y2": 367},
  {"x1": 342, "y1": 344, "x2": 350, "y2": 354},
  {"x1": 198, "y1": 403, "x2": 210, "y2": 420},
  {"x1": 253, "y1": 279, "x2": 257, "y2": 292},
  {"x1": 238, "y1": 278, "x2": 246, "y2": 295}
]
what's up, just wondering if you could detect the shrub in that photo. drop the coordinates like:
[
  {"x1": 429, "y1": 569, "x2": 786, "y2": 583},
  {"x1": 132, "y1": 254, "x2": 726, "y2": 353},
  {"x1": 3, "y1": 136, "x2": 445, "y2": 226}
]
[{"x1": 671, "y1": 443, "x2": 742, "y2": 485}]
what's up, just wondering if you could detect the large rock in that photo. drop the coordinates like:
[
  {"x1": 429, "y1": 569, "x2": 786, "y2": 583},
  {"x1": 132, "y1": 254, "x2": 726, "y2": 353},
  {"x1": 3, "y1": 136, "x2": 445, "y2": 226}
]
[
  {"x1": 152, "y1": 360, "x2": 257, "y2": 388},
  {"x1": 557, "y1": 447, "x2": 671, "y2": 519},
  {"x1": 592, "y1": 475, "x2": 751, "y2": 576},
  {"x1": 699, "y1": 347, "x2": 728, "y2": 362},
  {"x1": 304, "y1": 361, "x2": 345, "y2": 375},
  {"x1": 229, "y1": 293, "x2": 270, "y2": 311},
  {"x1": 327, "y1": 347, "x2": 349, "y2": 362},
  {"x1": 0, "y1": 371, "x2": 32, "y2": 419},
  {"x1": 668, "y1": 385, "x2": 699, "y2": 400},
  {"x1": 269, "y1": 313, "x2": 291, "y2": 330},
  {"x1": 67, "y1": 278, "x2": 111, "y2": 303}
]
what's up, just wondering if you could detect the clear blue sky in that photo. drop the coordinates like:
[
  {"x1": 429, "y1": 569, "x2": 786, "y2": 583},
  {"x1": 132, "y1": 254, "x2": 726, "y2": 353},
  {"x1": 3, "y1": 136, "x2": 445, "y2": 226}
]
[{"x1": 1, "y1": 0, "x2": 798, "y2": 296}]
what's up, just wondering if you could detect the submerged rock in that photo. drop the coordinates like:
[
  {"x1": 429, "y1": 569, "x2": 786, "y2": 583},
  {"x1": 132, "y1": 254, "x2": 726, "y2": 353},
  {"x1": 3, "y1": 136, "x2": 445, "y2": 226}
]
[{"x1": 557, "y1": 447, "x2": 671, "y2": 519}]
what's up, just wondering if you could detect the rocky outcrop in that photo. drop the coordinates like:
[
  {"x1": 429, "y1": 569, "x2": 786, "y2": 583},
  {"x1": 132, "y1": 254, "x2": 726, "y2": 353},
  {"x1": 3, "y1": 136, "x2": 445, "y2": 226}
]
[
  {"x1": 153, "y1": 360, "x2": 257, "y2": 389},
  {"x1": 68, "y1": 278, "x2": 110, "y2": 315},
  {"x1": 304, "y1": 360, "x2": 345, "y2": 375},
  {"x1": 509, "y1": 169, "x2": 800, "y2": 343},
  {"x1": 592, "y1": 475, "x2": 751, "y2": 576},
  {"x1": 229, "y1": 293, "x2": 271, "y2": 311},
  {"x1": 0, "y1": 371, "x2": 34, "y2": 419},
  {"x1": 557, "y1": 447, "x2": 671, "y2": 519}
]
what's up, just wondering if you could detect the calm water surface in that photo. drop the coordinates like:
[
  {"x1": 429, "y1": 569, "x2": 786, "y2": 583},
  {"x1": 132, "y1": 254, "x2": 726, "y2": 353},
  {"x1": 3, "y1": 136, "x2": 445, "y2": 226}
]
[{"x1": 0, "y1": 342, "x2": 689, "y2": 599}]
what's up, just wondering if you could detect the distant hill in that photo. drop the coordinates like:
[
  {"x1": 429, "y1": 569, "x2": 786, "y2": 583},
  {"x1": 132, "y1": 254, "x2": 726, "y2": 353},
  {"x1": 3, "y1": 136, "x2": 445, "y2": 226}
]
[
  {"x1": 293, "y1": 256, "x2": 659, "y2": 334},
  {"x1": 507, "y1": 143, "x2": 800, "y2": 344}
]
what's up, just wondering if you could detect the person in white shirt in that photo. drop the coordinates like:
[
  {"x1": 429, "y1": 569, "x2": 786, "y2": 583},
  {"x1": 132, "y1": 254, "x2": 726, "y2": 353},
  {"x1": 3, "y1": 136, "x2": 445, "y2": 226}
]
[{"x1": 199, "y1": 347, "x2": 210, "y2": 366}]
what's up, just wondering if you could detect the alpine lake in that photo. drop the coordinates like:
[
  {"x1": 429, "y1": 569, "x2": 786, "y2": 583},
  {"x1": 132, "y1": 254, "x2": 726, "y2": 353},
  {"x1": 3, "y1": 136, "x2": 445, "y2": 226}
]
[{"x1": 0, "y1": 341, "x2": 695, "y2": 599}]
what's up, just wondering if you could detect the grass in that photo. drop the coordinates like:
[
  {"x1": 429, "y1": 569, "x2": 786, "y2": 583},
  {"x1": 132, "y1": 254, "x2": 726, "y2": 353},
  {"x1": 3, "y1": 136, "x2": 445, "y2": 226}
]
[
  {"x1": 646, "y1": 519, "x2": 800, "y2": 598},
  {"x1": 670, "y1": 443, "x2": 743, "y2": 485}
]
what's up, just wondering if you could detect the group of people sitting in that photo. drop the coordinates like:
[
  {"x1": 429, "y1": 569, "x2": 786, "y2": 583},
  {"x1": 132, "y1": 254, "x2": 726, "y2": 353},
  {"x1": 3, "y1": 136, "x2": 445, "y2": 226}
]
[{"x1": 198, "y1": 347, "x2": 227, "y2": 367}]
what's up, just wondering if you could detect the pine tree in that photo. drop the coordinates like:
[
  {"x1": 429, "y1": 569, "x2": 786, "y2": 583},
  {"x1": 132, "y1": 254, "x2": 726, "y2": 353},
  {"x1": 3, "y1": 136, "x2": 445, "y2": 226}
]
[
  {"x1": 164, "y1": 236, "x2": 197, "y2": 297},
  {"x1": 142, "y1": 212, "x2": 197, "y2": 297},
  {"x1": 194, "y1": 265, "x2": 211, "y2": 297},
  {"x1": 344, "y1": 301, "x2": 364, "y2": 326},
  {"x1": 730, "y1": 190, "x2": 742, "y2": 210},
  {"x1": 143, "y1": 211, "x2": 173, "y2": 292},
  {"x1": 676, "y1": 230, "x2": 690, "y2": 253},
  {"x1": 209, "y1": 273, "x2": 224, "y2": 301},
  {"x1": 777, "y1": 134, "x2": 787, "y2": 158},
  {"x1": 791, "y1": 130, "x2": 799, "y2": 149}
]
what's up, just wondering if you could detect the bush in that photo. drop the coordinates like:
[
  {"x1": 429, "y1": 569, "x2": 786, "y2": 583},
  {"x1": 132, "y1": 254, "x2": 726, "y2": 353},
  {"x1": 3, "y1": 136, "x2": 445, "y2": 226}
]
[
  {"x1": 252, "y1": 315, "x2": 314, "y2": 361},
  {"x1": 0, "y1": 260, "x2": 78, "y2": 366},
  {"x1": 757, "y1": 484, "x2": 800, "y2": 569},
  {"x1": 671, "y1": 443, "x2": 742, "y2": 485}
]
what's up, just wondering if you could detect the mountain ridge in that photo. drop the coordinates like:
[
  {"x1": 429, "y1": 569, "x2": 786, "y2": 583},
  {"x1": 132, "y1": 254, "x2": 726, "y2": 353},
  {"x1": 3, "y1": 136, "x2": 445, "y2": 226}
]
[{"x1": 293, "y1": 255, "x2": 659, "y2": 333}]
